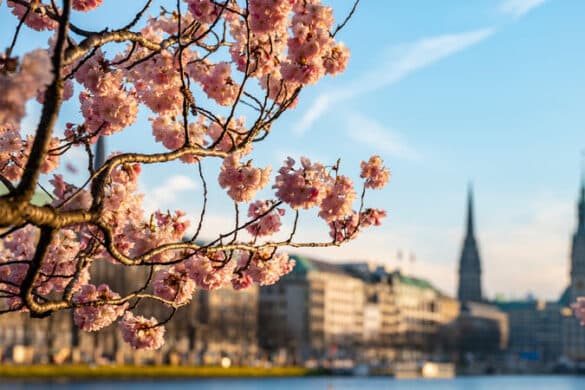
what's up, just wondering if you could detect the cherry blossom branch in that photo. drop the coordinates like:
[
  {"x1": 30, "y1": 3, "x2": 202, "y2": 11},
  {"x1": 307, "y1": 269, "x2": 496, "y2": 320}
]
[
  {"x1": 8, "y1": 0, "x2": 94, "y2": 36},
  {"x1": 6, "y1": 3, "x2": 31, "y2": 59},
  {"x1": 13, "y1": 0, "x2": 71, "y2": 204},
  {"x1": 64, "y1": 30, "x2": 176, "y2": 66},
  {"x1": 190, "y1": 161, "x2": 208, "y2": 242},
  {"x1": 21, "y1": 226, "x2": 55, "y2": 315},
  {"x1": 120, "y1": 0, "x2": 154, "y2": 31},
  {"x1": 331, "y1": 0, "x2": 360, "y2": 38},
  {"x1": 0, "y1": 0, "x2": 389, "y2": 350}
]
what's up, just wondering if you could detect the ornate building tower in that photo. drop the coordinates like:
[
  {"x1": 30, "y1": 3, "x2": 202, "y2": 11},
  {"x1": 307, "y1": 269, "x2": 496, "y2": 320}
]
[
  {"x1": 457, "y1": 186, "x2": 483, "y2": 303},
  {"x1": 569, "y1": 181, "x2": 585, "y2": 301},
  {"x1": 562, "y1": 178, "x2": 585, "y2": 361}
]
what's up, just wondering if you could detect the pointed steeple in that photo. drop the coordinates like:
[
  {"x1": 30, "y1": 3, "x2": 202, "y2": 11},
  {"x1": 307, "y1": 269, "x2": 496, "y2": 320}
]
[
  {"x1": 570, "y1": 167, "x2": 585, "y2": 300},
  {"x1": 579, "y1": 180, "x2": 585, "y2": 232},
  {"x1": 457, "y1": 184, "x2": 483, "y2": 303},
  {"x1": 466, "y1": 184, "x2": 475, "y2": 238},
  {"x1": 94, "y1": 136, "x2": 106, "y2": 169},
  {"x1": 578, "y1": 156, "x2": 585, "y2": 232}
]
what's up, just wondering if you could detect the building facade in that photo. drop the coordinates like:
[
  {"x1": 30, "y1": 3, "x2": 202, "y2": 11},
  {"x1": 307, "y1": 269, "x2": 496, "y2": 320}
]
[
  {"x1": 259, "y1": 255, "x2": 365, "y2": 363},
  {"x1": 496, "y1": 300, "x2": 561, "y2": 365},
  {"x1": 390, "y1": 271, "x2": 460, "y2": 361}
]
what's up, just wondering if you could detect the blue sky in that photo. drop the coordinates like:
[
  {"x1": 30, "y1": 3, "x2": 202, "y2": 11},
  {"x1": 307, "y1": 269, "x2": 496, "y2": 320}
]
[{"x1": 2, "y1": 0, "x2": 585, "y2": 300}]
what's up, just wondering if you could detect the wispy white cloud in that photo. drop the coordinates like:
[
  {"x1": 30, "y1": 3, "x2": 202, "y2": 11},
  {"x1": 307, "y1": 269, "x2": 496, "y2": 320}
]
[
  {"x1": 499, "y1": 0, "x2": 547, "y2": 18},
  {"x1": 345, "y1": 113, "x2": 422, "y2": 161},
  {"x1": 296, "y1": 28, "x2": 496, "y2": 135},
  {"x1": 143, "y1": 175, "x2": 198, "y2": 213}
]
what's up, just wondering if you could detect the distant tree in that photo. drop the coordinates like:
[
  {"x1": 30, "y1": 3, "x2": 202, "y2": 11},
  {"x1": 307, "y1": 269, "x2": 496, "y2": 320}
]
[{"x1": 0, "y1": 0, "x2": 390, "y2": 350}]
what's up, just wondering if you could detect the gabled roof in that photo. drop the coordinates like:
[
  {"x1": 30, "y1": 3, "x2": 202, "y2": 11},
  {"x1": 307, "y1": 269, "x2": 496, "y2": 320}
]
[
  {"x1": 288, "y1": 254, "x2": 351, "y2": 276},
  {"x1": 391, "y1": 271, "x2": 451, "y2": 298},
  {"x1": 396, "y1": 273, "x2": 434, "y2": 290}
]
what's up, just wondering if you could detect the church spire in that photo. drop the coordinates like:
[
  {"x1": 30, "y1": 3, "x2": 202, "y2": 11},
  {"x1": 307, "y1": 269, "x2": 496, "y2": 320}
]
[
  {"x1": 94, "y1": 136, "x2": 106, "y2": 169},
  {"x1": 457, "y1": 184, "x2": 483, "y2": 303},
  {"x1": 466, "y1": 183, "x2": 475, "y2": 237},
  {"x1": 579, "y1": 179, "x2": 585, "y2": 231},
  {"x1": 579, "y1": 154, "x2": 585, "y2": 231}
]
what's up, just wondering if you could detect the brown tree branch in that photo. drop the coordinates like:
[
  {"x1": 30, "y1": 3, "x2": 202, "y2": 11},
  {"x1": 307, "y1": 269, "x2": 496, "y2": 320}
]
[{"x1": 13, "y1": 0, "x2": 71, "y2": 204}]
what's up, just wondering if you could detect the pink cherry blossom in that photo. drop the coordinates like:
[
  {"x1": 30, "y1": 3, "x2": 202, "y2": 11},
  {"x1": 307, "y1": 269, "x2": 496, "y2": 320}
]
[
  {"x1": 206, "y1": 117, "x2": 251, "y2": 154},
  {"x1": 279, "y1": 0, "x2": 343, "y2": 85},
  {"x1": 79, "y1": 69, "x2": 138, "y2": 135},
  {"x1": 360, "y1": 155, "x2": 391, "y2": 189},
  {"x1": 243, "y1": 251, "x2": 295, "y2": 286},
  {"x1": 7, "y1": 1, "x2": 58, "y2": 31},
  {"x1": 72, "y1": 284, "x2": 127, "y2": 331},
  {"x1": 218, "y1": 152, "x2": 271, "y2": 202},
  {"x1": 329, "y1": 211, "x2": 359, "y2": 243},
  {"x1": 72, "y1": 0, "x2": 103, "y2": 12},
  {"x1": 323, "y1": 43, "x2": 350, "y2": 75},
  {"x1": 126, "y1": 49, "x2": 184, "y2": 116},
  {"x1": 0, "y1": 49, "x2": 52, "y2": 129},
  {"x1": 248, "y1": 0, "x2": 292, "y2": 34},
  {"x1": 119, "y1": 312, "x2": 166, "y2": 350},
  {"x1": 50, "y1": 175, "x2": 92, "y2": 211},
  {"x1": 231, "y1": 272, "x2": 254, "y2": 290},
  {"x1": 153, "y1": 263, "x2": 196, "y2": 305},
  {"x1": 246, "y1": 200, "x2": 285, "y2": 237},
  {"x1": 318, "y1": 176, "x2": 356, "y2": 223},
  {"x1": 185, "y1": 254, "x2": 234, "y2": 290},
  {"x1": 200, "y1": 62, "x2": 240, "y2": 106},
  {"x1": 150, "y1": 114, "x2": 206, "y2": 155},
  {"x1": 185, "y1": 0, "x2": 221, "y2": 24},
  {"x1": 273, "y1": 157, "x2": 331, "y2": 209},
  {"x1": 360, "y1": 208, "x2": 387, "y2": 228}
]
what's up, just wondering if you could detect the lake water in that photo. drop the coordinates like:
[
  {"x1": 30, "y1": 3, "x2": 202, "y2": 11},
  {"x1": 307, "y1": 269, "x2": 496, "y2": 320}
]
[{"x1": 1, "y1": 376, "x2": 584, "y2": 390}]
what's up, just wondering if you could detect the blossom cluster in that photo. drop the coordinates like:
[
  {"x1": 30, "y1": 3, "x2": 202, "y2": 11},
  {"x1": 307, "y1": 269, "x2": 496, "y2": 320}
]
[
  {"x1": 273, "y1": 157, "x2": 330, "y2": 210},
  {"x1": 185, "y1": 0, "x2": 221, "y2": 25},
  {"x1": 72, "y1": 0, "x2": 103, "y2": 12},
  {"x1": 318, "y1": 176, "x2": 356, "y2": 223},
  {"x1": 76, "y1": 54, "x2": 139, "y2": 136},
  {"x1": 243, "y1": 251, "x2": 296, "y2": 286},
  {"x1": 200, "y1": 62, "x2": 240, "y2": 106},
  {"x1": 153, "y1": 262, "x2": 197, "y2": 305},
  {"x1": 7, "y1": 1, "x2": 58, "y2": 31},
  {"x1": 246, "y1": 200, "x2": 285, "y2": 237},
  {"x1": 218, "y1": 152, "x2": 271, "y2": 202},
  {"x1": 361, "y1": 155, "x2": 391, "y2": 189},
  {"x1": 328, "y1": 208, "x2": 387, "y2": 243},
  {"x1": 0, "y1": 132, "x2": 60, "y2": 182},
  {"x1": 0, "y1": 49, "x2": 52, "y2": 129},
  {"x1": 280, "y1": 0, "x2": 350, "y2": 84},
  {"x1": 72, "y1": 284, "x2": 127, "y2": 332},
  {"x1": 273, "y1": 156, "x2": 390, "y2": 230},
  {"x1": 119, "y1": 312, "x2": 166, "y2": 350}
]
